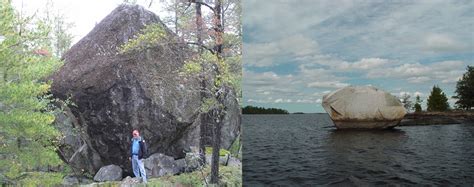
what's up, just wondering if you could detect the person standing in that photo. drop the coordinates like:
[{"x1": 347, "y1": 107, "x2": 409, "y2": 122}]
[{"x1": 129, "y1": 129, "x2": 147, "y2": 183}]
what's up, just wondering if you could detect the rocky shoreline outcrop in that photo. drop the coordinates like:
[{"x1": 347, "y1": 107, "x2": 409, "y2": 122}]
[{"x1": 401, "y1": 112, "x2": 474, "y2": 126}]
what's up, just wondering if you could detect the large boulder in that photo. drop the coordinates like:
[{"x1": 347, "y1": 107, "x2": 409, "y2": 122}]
[
  {"x1": 93, "y1": 165, "x2": 123, "y2": 182},
  {"x1": 50, "y1": 4, "x2": 240, "y2": 175},
  {"x1": 143, "y1": 153, "x2": 182, "y2": 177},
  {"x1": 322, "y1": 86, "x2": 406, "y2": 129}
]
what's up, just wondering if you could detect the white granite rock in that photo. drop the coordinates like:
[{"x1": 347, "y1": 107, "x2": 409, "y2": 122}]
[{"x1": 322, "y1": 86, "x2": 406, "y2": 129}]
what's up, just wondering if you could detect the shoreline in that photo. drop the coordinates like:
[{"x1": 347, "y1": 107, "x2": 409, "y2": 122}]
[{"x1": 400, "y1": 111, "x2": 474, "y2": 126}]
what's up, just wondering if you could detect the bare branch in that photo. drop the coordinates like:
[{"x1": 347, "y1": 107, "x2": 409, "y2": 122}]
[
  {"x1": 148, "y1": 0, "x2": 153, "y2": 8},
  {"x1": 189, "y1": 0, "x2": 215, "y2": 12},
  {"x1": 186, "y1": 42, "x2": 215, "y2": 54}
]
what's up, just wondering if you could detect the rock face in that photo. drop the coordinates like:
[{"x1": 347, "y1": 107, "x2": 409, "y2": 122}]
[
  {"x1": 50, "y1": 4, "x2": 240, "y2": 175},
  {"x1": 93, "y1": 165, "x2": 123, "y2": 182},
  {"x1": 322, "y1": 86, "x2": 406, "y2": 129}
]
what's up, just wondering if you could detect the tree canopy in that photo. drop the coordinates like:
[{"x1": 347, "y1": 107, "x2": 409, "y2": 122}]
[
  {"x1": 427, "y1": 85, "x2": 450, "y2": 112},
  {"x1": 453, "y1": 66, "x2": 474, "y2": 110},
  {"x1": 413, "y1": 95, "x2": 422, "y2": 112},
  {"x1": 242, "y1": 105, "x2": 289, "y2": 114},
  {"x1": 0, "y1": 0, "x2": 65, "y2": 184},
  {"x1": 400, "y1": 93, "x2": 413, "y2": 112}
]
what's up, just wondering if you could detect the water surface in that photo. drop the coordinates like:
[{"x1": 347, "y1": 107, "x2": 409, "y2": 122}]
[{"x1": 243, "y1": 114, "x2": 474, "y2": 186}]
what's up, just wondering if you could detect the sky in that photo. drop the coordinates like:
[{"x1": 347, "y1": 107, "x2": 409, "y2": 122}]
[
  {"x1": 243, "y1": 0, "x2": 474, "y2": 113},
  {"x1": 12, "y1": 0, "x2": 170, "y2": 45}
]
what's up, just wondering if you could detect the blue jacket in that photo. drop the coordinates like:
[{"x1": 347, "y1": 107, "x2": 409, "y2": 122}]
[{"x1": 130, "y1": 137, "x2": 148, "y2": 159}]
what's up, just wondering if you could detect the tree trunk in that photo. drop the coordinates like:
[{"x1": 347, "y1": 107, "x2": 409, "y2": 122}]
[
  {"x1": 174, "y1": 0, "x2": 178, "y2": 35},
  {"x1": 195, "y1": 0, "x2": 206, "y2": 165},
  {"x1": 210, "y1": 1, "x2": 223, "y2": 183},
  {"x1": 196, "y1": 2, "x2": 203, "y2": 53},
  {"x1": 210, "y1": 110, "x2": 222, "y2": 184}
]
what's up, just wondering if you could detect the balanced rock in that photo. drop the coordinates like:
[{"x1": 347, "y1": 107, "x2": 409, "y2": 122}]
[
  {"x1": 322, "y1": 86, "x2": 406, "y2": 129},
  {"x1": 50, "y1": 4, "x2": 240, "y2": 175},
  {"x1": 93, "y1": 165, "x2": 123, "y2": 182}
]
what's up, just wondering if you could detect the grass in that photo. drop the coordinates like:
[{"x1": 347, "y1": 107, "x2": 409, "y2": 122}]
[
  {"x1": 10, "y1": 161, "x2": 241, "y2": 187},
  {"x1": 228, "y1": 135, "x2": 242, "y2": 159},
  {"x1": 147, "y1": 165, "x2": 242, "y2": 187},
  {"x1": 205, "y1": 147, "x2": 231, "y2": 156},
  {"x1": 16, "y1": 171, "x2": 64, "y2": 186}
]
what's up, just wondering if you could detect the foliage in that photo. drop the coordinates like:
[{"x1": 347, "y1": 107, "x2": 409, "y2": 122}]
[
  {"x1": 41, "y1": 0, "x2": 74, "y2": 58},
  {"x1": 0, "y1": 1, "x2": 64, "y2": 184},
  {"x1": 161, "y1": 0, "x2": 195, "y2": 39},
  {"x1": 144, "y1": 165, "x2": 241, "y2": 187},
  {"x1": 427, "y1": 85, "x2": 450, "y2": 112},
  {"x1": 413, "y1": 95, "x2": 422, "y2": 112},
  {"x1": 205, "y1": 147, "x2": 230, "y2": 156},
  {"x1": 400, "y1": 93, "x2": 413, "y2": 112},
  {"x1": 228, "y1": 134, "x2": 241, "y2": 159},
  {"x1": 51, "y1": 13, "x2": 74, "y2": 57},
  {"x1": 453, "y1": 65, "x2": 474, "y2": 110},
  {"x1": 242, "y1": 105, "x2": 289, "y2": 114},
  {"x1": 119, "y1": 23, "x2": 168, "y2": 53},
  {"x1": 219, "y1": 164, "x2": 242, "y2": 186},
  {"x1": 16, "y1": 172, "x2": 64, "y2": 186}
]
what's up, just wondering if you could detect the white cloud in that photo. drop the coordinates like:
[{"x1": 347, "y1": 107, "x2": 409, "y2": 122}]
[
  {"x1": 244, "y1": 34, "x2": 319, "y2": 67},
  {"x1": 295, "y1": 98, "x2": 322, "y2": 104},
  {"x1": 414, "y1": 91, "x2": 423, "y2": 96},
  {"x1": 307, "y1": 81, "x2": 349, "y2": 89},
  {"x1": 407, "y1": 76, "x2": 431, "y2": 83},
  {"x1": 423, "y1": 33, "x2": 466, "y2": 52},
  {"x1": 367, "y1": 60, "x2": 466, "y2": 84},
  {"x1": 339, "y1": 58, "x2": 390, "y2": 70},
  {"x1": 274, "y1": 98, "x2": 292, "y2": 103},
  {"x1": 352, "y1": 58, "x2": 390, "y2": 69}
]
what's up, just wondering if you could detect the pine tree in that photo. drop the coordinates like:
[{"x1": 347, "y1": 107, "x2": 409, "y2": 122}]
[
  {"x1": 453, "y1": 66, "x2": 474, "y2": 110},
  {"x1": 0, "y1": 1, "x2": 64, "y2": 184},
  {"x1": 427, "y1": 85, "x2": 450, "y2": 112},
  {"x1": 413, "y1": 95, "x2": 422, "y2": 112}
]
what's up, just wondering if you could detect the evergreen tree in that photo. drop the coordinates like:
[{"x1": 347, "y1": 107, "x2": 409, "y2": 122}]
[
  {"x1": 400, "y1": 93, "x2": 413, "y2": 112},
  {"x1": 427, "y1": 85, "x2": 450, "y2": 112},
  {"x1": 453, "y1": 66, "x2": 474, "y2": 110},
  {"x1": 0, "y1": 0, "x2": 64, "y2": 184},
  {"x1": 242, "y1": 105, "x2": 289, "y2": 114},
  {"x1": 413, "y1": 95, "x2": 422, "y2": 112}
]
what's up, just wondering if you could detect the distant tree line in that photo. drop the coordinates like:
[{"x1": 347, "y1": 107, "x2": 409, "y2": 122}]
[
  {"x1": 400, "y1": 65, "x2": 473, "y2": 112},
  {"x1": 242, "y1": 105, "x2": 289, "y2": 114}
]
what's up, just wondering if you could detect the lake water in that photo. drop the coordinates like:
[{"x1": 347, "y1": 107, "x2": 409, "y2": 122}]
[{"x1": 243, "y1": 114, "x2": 474, "y2": 186}]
